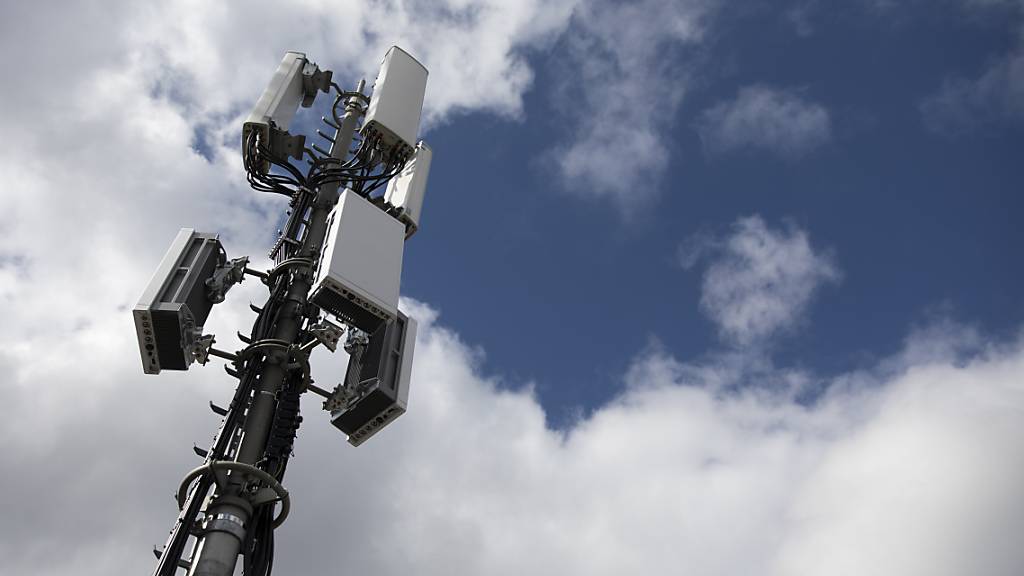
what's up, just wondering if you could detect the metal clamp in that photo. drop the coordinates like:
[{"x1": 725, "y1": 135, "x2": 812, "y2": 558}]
[
  {"x1": 265, "y1": 257, "x2": 315, "y2": 283},
  {"x1": 302, "y1": 64, "x2": 333, "y2": 105},
  {"x1": 343, "y1": 328, "x2": 369, "y2": 354},
  {"x1": 234, "y1": 339, "x2": 313, "y2": 392},
  {"x1": 283, "y1": 344, "x2": 313, "y2": 392},
  {"x1": 177, "y1": 461, "x2": 291, "y2": 528},
  {"x1": 323, "y1": 384, "x2": 351, "y2": 412},
  {"x1": 190, "y1": 334, "x2": 216, "y2": 365},
  {"x1": 206, "y1": 257, "x2": 249, "y2": 304},
  {"x1": 268, "y1": 126, "x2": 306, "y2": 160},
  {"x1": 203, "y1": 512, "x2": 247, "y2": 542},
  {"x1": 306, "y1": 319, "x2": 344, "y2": 352},
  {"x1": 237, "y1": 339, "x2": 292, "y2": 360}
]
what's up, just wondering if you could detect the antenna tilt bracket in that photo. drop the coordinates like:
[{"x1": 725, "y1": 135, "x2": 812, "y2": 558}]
[
  {"x1": 268, "y1": 126, "x2": 306, "y2": 160},
  {"x1": 301, "y1": 66, "x2": 333, "y2": 106},
  {"x1": 323, "y1": 383, "x2": 358, "y2": 413},
  {"x1": 190, "y1": 334, "x2": 216, "y2": 365},
  {"x1": 206, "y1": 256, "x2": 250, "y2": 304}
]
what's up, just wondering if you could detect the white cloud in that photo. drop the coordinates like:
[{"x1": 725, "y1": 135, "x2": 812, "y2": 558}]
[
  {"x1": 4, "y1": 298, "x2": 1024, "y2": 576},
  {"x1": 683, "y1": 216, "x2": 841, "y2": 346},
  {"x1": 697, "y1": 85, "x2": 832, "y2": 158},
  {"x1": 121, "y1": 0, "x2": 579, "y2": 127},
  {"x1": 549, "y1": 0, "x2": 719, "y2": 208},
  {"x1": 774, "y1": 341, "x2": 1024, "y2": 576},
  {"x1": 0, "y1": 0, "x2": 580, "y2": 160}
]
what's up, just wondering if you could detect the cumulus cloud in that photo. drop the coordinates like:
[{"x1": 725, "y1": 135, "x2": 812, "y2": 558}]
[
  {"x1": 697, "y1": 85, "x2": 832, "y2": 158},
  {"x1": 549, "y1": 0, "x2": 719, "y2": 207},
  {"x1": 4, "y1": 298, "x2": 1024, "y2": 576},
  {"x1": 0, "y1": 0, "x2": 583, "y2": 172},
  {"x1": 0, "y1": 0, "x2": 592, "y2": 279},
  {"x1": 681, "y1": 216, "x2": 841, "y2": 346},
  {"x1": 122, "y1": 0, "x2": 579, "y2": 126}
]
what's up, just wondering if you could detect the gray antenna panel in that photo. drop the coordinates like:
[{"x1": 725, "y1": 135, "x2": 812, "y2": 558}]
[
  {"x1": 242, "y1": 51, "x2": 319, "y2": 172},
  {"x1": 331, "y1": 311, "x2": 417, "y2": 446},
  {"x1": 133, "y1": 228, "x2": 224, "y2": 374}
]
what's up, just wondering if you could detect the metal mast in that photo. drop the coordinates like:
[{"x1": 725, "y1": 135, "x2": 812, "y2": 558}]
[{"x1": 140, "y1": 48, "x2": 431, "y2": 576}]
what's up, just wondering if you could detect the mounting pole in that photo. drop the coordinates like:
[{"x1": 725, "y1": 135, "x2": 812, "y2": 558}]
[{"x1": 184, "y1": 85, "x2": 366, "y2": 576}]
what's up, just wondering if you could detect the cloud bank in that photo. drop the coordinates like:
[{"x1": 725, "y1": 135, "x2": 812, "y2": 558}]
[{"x1": 3, "y1": 298, "x2": 1024, "y2": 576}]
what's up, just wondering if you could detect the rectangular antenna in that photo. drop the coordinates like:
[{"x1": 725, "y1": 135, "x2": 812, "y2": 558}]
[{"x1": 361, "y1": 46, "x2": 428, "y2": 160}]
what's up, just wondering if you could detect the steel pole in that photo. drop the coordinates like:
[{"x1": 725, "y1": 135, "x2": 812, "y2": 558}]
[{"x1": 186, "y1": 89, "x2": 364, "y2": 576}]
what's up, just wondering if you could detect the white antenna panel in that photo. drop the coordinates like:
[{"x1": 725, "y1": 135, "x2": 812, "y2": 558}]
[
  {"x1": 385, "y1": 141, "x2": 432, "y2": 238},
  {"x1": 361, "y1": 46, "x2": 428, "y2": 159}
]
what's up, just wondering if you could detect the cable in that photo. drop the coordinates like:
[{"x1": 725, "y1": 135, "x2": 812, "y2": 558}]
[{"x1": 243, "y1": 130, "x2": 307, "y2": 199}]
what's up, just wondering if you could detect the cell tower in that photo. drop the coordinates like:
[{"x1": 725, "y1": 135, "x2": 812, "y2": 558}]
[{"x1": 135, "y1": 47, "x2": 433, "y2": 576}]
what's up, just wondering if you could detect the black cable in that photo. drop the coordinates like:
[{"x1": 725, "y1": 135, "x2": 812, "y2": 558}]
[
  {"x1": 240, "y1": 275, "x2": 292, "y2": 576},
  {"x1": 243, "y1": 130, "x2": 307, "y2": 198},
  {"x1": 306, "y1": 140, "x2": 375, "y2": 186}
]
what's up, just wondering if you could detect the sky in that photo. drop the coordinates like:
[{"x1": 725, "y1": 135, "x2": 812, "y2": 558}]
[{"x1": 1, "y1": 0, "x2": 1022, "y2": 575}]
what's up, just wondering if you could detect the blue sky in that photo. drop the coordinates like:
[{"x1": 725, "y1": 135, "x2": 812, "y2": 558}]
[
  {"x1": 397, "y1": 1, "x2": 1024, "y2": 422},
  {"x1": 1, "y1": 1, "x2": 1023, "y2": 575}
]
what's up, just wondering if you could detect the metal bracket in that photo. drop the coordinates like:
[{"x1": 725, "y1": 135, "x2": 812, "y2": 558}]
[
  {"x1": 323, "y1": 383, "x2": 356, "y2": 412},
  {"x1": 323, "y1": 376, "x2": 381, "y2": 413},
  {"x1": 249, "y1": 487, "x2": 281, "y2": 508},
  {"x1": 268, "y1": 126, "x2": 306, "y2": 160},
  {"x1": 343, "y1": 328, "x2": 369, "y2": 354},
  {"x1": 283, "y1": 344, "x2": 313, "y2": 393},
  {"x1": 301, "y1": 63, "x2": 333, "y2": 107},
  {"x1": 191, "y1": 334, "x2": 216, "y2": 365},
  {"x1": 206, "y1": 257, "x2": 249, "y2": 304},
  {"x1": 322, "y1": 328, "x2": 372, "y2": 410},
  {"x1": 307, "y1": 319, "x2": 344, "y2": 352}
]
